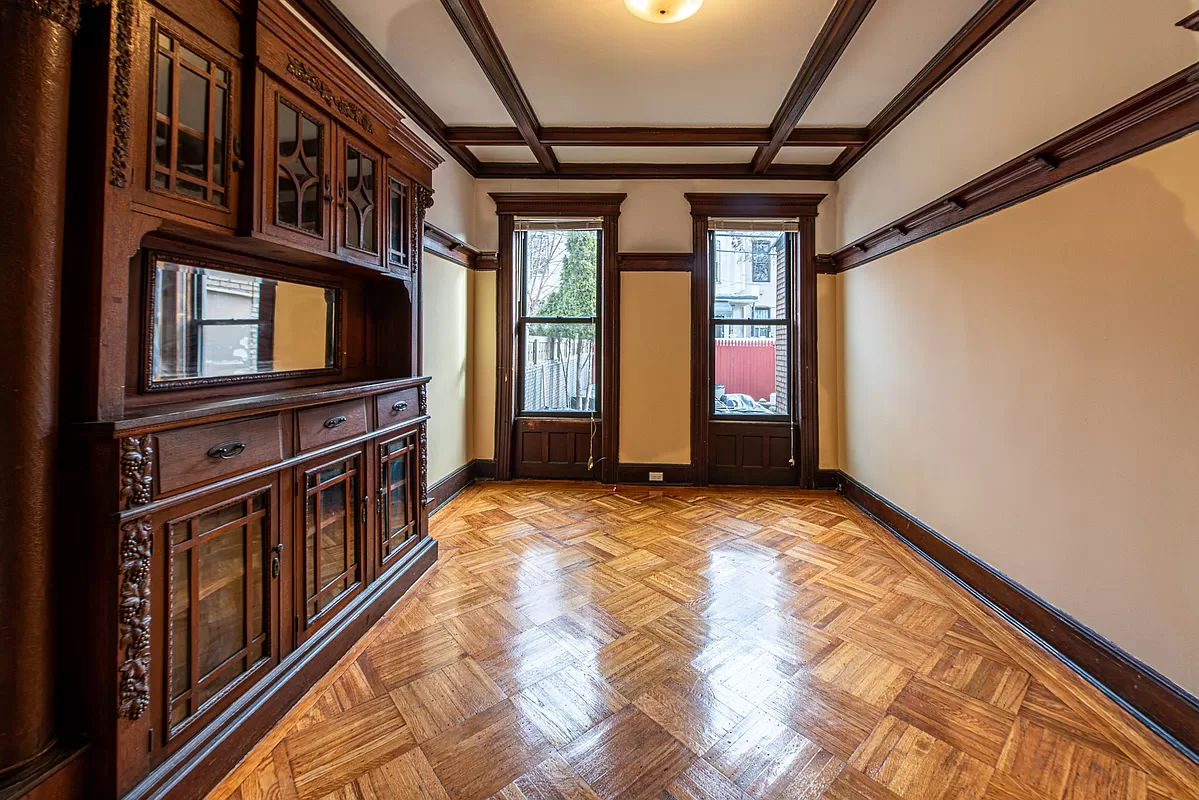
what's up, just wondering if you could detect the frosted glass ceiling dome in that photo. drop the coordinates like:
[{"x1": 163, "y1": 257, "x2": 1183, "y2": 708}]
[{"x1": 624, "y1": 0, "x2": 704, "y2": 24}]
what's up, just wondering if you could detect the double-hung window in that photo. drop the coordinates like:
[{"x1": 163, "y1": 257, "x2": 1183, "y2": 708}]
[
  {"x1": 710, "y1": 220, "x2": 794, "y2": 418},
  {"x1": 516, "y1": 219, "x2": 600, "y2": 414}
]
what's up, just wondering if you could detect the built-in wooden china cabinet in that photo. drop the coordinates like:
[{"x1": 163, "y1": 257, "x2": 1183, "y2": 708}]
[{"x1": 0, "y1": 0, "x2": 440, "y2": 797}]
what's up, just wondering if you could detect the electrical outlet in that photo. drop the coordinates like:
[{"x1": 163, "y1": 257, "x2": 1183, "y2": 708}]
[{"x1": 649, "y1": 471, "x2": 664, "y2": 482}]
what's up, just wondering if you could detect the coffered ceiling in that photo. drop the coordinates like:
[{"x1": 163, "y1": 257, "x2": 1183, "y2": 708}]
[{"x1": 318, "y1": 0, "x2": 1036, "y2": 178}]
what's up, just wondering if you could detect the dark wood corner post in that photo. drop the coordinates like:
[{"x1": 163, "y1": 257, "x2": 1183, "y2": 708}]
[
  {"x1": 796, "y1": 213, "x2": 819, "y2": 489},
  {"x1": 0, "y1": 0, "x2": 78, "y2": 779}
]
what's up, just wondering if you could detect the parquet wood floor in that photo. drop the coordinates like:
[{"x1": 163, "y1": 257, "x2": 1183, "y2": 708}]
[{"x1": 209, "y1": 484, "x2": 1199, "y2": 800}]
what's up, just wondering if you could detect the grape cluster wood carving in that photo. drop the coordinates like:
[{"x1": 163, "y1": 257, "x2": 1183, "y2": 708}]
[
  {"x1": 119, "y1": 435, "x2": 154, "y2": 508},
  {"x1": 118, "y1": 516, "x2": 152, "y2": 720}
]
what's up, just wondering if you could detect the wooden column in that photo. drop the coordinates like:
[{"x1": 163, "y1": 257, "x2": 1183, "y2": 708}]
[{"x1": 0, "y1": 0, "x2": 76, "y2": 777}]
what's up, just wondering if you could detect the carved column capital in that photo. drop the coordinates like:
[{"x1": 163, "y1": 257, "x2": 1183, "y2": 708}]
[{"x1": 1, "y1": 0, "x2": 83, "y2": 32}]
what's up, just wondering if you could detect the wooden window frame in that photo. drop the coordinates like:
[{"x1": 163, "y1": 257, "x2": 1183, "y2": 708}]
[
  {"x1": 686, "y1": 193, "x2": 826, "y2": 488},
  {"x1": 490, "y1": 194, "x2": 625, "y2": 482}
]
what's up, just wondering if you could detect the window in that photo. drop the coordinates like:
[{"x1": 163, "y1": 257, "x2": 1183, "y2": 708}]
[
  {"x1": 711, "y1": 224, "x2": 792, "y2": 417},
  {"x1": 517, "y1": 222, "x2": 599, "y2": 414}
]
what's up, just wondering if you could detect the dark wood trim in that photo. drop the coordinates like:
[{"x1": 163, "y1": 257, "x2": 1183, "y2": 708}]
[
  {"x1": 752, "y1": 0, "x2": 878, "y2": 172},
  {"x1": 445, "y1": 126, "x2": 868, "y2": 147},
  {"x1": 690, "y1": 214, "x2": 710, "y2": 485},
  {"x1": 287, "y1": 0, "x2": 471, "y2": 172},
  {"x1": 476, "y1": 162, "x2": 836, "y2": 180},
  {"x1": 827, "y1": 63, "x2": 1199, "y2": 271},
  {"x1": 488, "y1": 193, "x2": 628, "y2": 217},
  {"x1": 422, "y1": 221, "x2": 485, "y2": 269},
  {"x1": 836, "y1": 470, "x2": 1199, "y2": 767},
  {"x1": 1177, "y1": 11, "x2": 1199, "y2": 31},
  {"x1": 471, "y1": 458, "x2": 496, "y2": 480},
  {"x1": 815, "y1": 468, "x2": 843, "y2": 490},
  {"x1": 617, "y1": 253, "x2": 693, "y2": 272},
  {"x1": 686, "y1": 194, "x2": 826, "y2": 487},
  {"x1": 438, "y1": 0, "x2": 557, "y2": 172},
  {"x1": 425, "y1": 460, "x2": 474, "y2": 514},
  {"x1": 493, "y1": 214, "x2": 516, "y2": 481},
  {"x1": 815, "y1": 254, "x2": 837, "y2": 274},
  {"x1": 684, "y1": 193, "x2": 827, "y2": 218},
  {"x1": 832, "y1": 0, "x2": 1038, "y2": 178},
  {"x1": 797, "y1": 215, "x2": 819, "y2": 489},
  {"x1": 615, "y1": 463, "x2": 696, "y2": 485},
  {"x1": 475, "y1": 252, "x2": 499, "y2": 271},
  {"x1": 600, "y1": 216, "x2": 620, "y2": 485}
]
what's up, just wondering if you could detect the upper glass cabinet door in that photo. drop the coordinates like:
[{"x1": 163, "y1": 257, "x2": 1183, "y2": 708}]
[
  {"x1": 276, "y1": 97, "x2": 326, "y2": 237},
  {"x1": 152, "y1": 28, "x2": 232, "y2": 208}
]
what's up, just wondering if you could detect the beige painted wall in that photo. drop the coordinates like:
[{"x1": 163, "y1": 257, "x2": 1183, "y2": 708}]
[
  {"x1": 839, "y1": 132, "x2": 1199, "y2": 694},
  {"x1": 619, "y1": 272, "x2": 691, "y2": 464},
  {"x1": 469, "y1": 269, "x2": 497, "y2": 461},
  {"x1": 423, "y1": 254, "x2": 470, "y2": 484},
  {"x1": 470, "y1": 179, "x2": 843, "y2": 469},
  {"x1": 837, "y1": 0, "x2": 1199, "y2": 246}
]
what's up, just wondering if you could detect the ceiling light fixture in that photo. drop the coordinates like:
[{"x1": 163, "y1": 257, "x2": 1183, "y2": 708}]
[{"x1": 624, "y1": 0, "x2": 703, "y2": 24}]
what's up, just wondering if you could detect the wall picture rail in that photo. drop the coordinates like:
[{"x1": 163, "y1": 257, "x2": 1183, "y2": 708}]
[
  {"x1": 423, "y1": 222, "x2": 496, "y2": 270},
  {"x1": 827, "y1": 63, "x2": 1199, "y2": 271}
]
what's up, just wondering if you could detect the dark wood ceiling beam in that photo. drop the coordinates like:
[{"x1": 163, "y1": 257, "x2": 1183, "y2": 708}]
[
  {"x1": 288, "y1": 0, "x2": 479, "y2": 174},
  {"x1": 474, "y1": 162, "x2": 835, "y2": 180},
  {"x1": 832, "y1": 0, "x2": 1038, "y2": 178},
  {"x1": 444, "y1": 126, "x2": 868, "y2": 147},
  {"x1": 751, "y1": 0, "x2": 879, "y2": 172},
  {"x1": 1178, "y1": 11, "x2": 1199, "y2": 31},
  {"x1": 438, "y1": 0, "x2": 558, "y2": 172}
]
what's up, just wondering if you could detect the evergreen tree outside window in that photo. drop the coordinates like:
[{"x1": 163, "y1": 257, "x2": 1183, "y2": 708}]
[{"x1": 517, "y1": 226, "x2": 599, "y2": 414}]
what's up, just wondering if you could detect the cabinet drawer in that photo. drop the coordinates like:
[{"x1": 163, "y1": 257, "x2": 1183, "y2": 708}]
[
  {"x1": 156, "y1": 414, "x2": 284, "y2": 494},
  {"x1": 376, "y1": 387, "x2": 420, "y2": 427},
  {"x1": 297, "y1": 399, "x2": 367, "y2": 452}
]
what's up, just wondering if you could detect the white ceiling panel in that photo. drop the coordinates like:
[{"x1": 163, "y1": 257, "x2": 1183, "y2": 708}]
[
  {"x1": 555, "y1": 146, "x2": 760, "y2": 164},
  {"x1": 468, "y1": 145, "x2": 538, "y2": 162},
  {"x1": 331, "y1": 0, "x2": 514, "y2": 125},
  {"x1": 480, "y1": 0, "x2": 839, "y2": 126},
  {"x1": 774, "y1": 146, "x2": 844, "y2": 165},
  {"x1": 800, "y1": 0, "x2": 989, "y2": 127}
]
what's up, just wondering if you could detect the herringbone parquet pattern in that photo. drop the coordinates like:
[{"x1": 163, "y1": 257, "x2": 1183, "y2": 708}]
[{"x1": 211, "y1": 484, "x2": 1195, "y2": 800}]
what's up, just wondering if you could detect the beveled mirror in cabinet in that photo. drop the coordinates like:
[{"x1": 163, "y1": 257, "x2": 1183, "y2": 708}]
[{"x1": 145, "y1": 253, "x2": 340, "y2": 391}]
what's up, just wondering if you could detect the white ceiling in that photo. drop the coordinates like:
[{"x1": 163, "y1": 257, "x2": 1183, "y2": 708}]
[
  {"x1": 800, "y1": 0, "x2": 990, "y2": 126},
  {"x1": 333, "y1": 0, "x2": 513, "y2": 125},
  {"x1": 481, "y1": 0, "x2": 838, "y2": 126},
  {"x1": 330, "y1": 0, "x2": 994, "y2": 167}
]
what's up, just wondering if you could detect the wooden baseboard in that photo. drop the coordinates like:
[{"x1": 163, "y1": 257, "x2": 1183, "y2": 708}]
[
  {"x1": 833, "y1": 469, "x2": 1199, "y2": 766},
  {"x1": 615, "y1": 463, "x2": 696, "y2": 485},
  {"x1": 426, "y1": 460, "x2": 498, "y2": 515}
]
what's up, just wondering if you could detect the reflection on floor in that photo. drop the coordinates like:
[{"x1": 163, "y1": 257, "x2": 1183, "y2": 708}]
[{"x1": 210, "y1": 483, "x2": 1195, "y2": 800}]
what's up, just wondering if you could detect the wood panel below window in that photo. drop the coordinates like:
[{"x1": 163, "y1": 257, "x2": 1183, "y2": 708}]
[
  {"x1": 513, "y1": 418, "x2": 601, "y2": 480},
  {"x1": 707, "y1": 420, "x2": 798, "y2": 485}
]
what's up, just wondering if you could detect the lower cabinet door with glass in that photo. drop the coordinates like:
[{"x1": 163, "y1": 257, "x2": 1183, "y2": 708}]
[
  {"x1": 377, "y1": 430, "x2": 420, "y2": 572},
  {"x1": 159, "y1": 477, "x2": 279, "y2": 757},
  {"x1": 296, "y1": 446, "x2": 367, "y2": 640}
]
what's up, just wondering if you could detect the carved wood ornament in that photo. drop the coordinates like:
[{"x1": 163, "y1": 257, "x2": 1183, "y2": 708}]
[
  {"x1": 418, "y1": 384, "x2": 429, "y2": 506},
  {"x1": 119, "y1": 435, "x2": 154, "y2": 507},
  {"x1": 118, "y1": 516, "x2": 152, "y2": 720}
]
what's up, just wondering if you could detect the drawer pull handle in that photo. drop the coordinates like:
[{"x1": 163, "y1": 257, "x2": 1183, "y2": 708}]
[
  {"x1": 207, "y1": 441, "x2": 247, "y2": 459},
  {"x1": 324, "y1": 415, "x2": 348, "y2": 429},
  {"x1": 391, "y1": 400, "x2": 409, "y2": 414}
]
